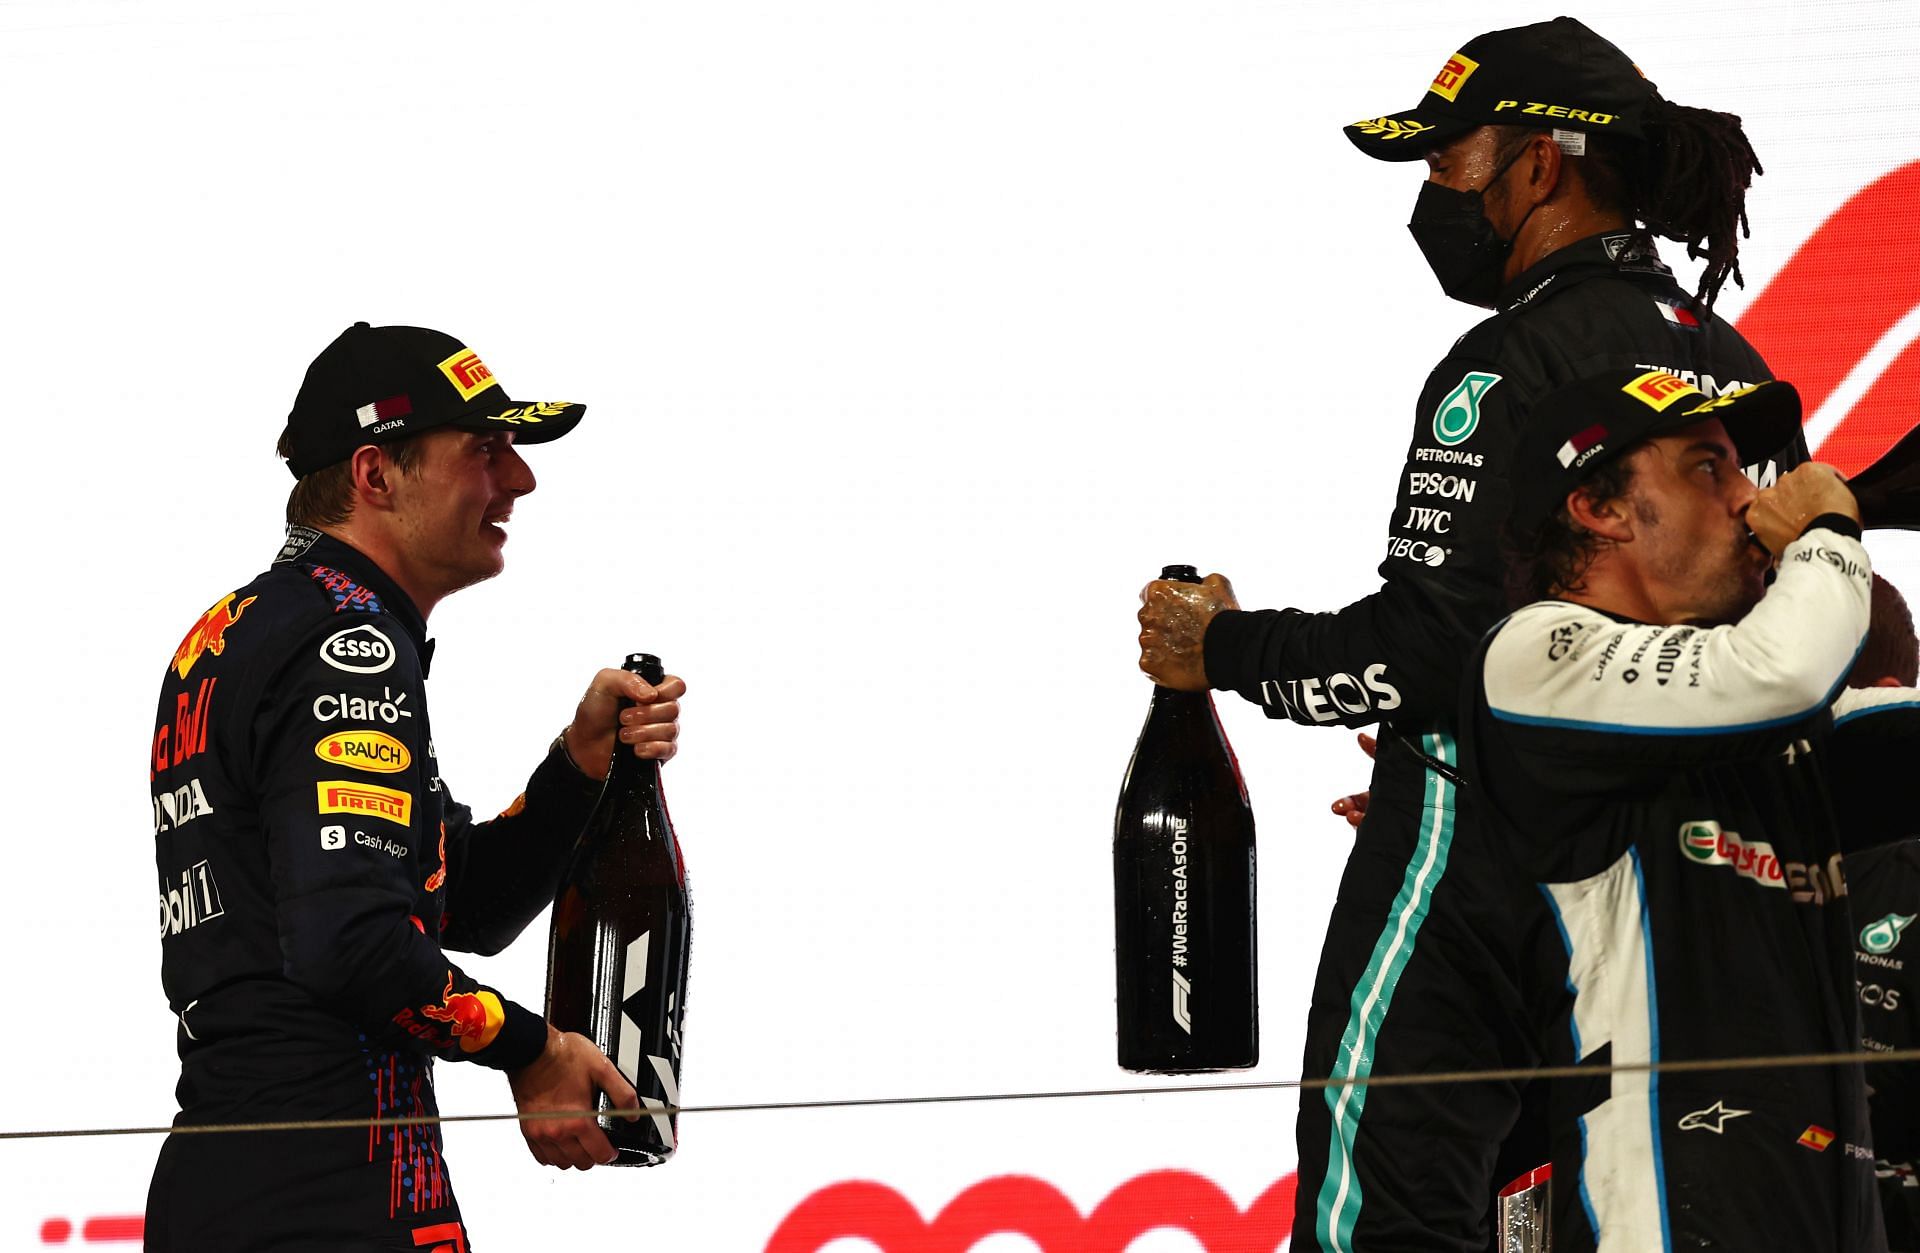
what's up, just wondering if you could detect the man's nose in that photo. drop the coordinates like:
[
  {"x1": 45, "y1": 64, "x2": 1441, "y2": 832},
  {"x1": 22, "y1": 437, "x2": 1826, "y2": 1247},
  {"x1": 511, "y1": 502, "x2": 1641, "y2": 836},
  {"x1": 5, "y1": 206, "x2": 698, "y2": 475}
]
[
  {"x1": 1731, "y1": 467, "x2": 1758, "y2": 513},
  {"x1": 502, "y1": 444, "x2": 536, "y2": 495}
]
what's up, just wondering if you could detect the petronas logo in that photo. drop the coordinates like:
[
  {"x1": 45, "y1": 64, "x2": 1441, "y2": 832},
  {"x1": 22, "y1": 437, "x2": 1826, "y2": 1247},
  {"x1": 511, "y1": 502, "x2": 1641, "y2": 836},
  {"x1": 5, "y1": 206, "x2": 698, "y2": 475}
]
[
  {"x1": 1432, "y1": 371, "x2": 1501, "y2": 446},
  {"x1": 1861, "y1": 912, "x2": 1916, "y2": 955}
]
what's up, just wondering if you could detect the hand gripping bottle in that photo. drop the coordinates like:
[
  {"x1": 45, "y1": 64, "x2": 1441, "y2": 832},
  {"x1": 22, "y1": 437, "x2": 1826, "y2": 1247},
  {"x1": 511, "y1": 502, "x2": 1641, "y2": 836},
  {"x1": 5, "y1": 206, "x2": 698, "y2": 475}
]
[
  {"x1": 1114, "y1": 566, "x2": 1258, "y2": 1072},
  {"x1": 545, "y1": 653, "x2": 692, "y2": 1164}
]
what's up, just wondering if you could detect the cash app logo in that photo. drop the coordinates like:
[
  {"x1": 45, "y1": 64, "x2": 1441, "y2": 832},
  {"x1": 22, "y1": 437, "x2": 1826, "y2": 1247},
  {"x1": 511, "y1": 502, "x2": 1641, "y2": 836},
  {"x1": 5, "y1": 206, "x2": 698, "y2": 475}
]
[
  {"x1": 1432, "y1": 371, "x2": 1501, "y2": 446},
  {"x1": 1861, "y1": 911, "x2": 1916, "y2": 955}
]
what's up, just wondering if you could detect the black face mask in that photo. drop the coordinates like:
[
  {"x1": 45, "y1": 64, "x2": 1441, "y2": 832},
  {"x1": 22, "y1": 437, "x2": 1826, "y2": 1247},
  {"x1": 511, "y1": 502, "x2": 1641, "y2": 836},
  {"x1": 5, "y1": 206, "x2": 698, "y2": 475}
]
[{"x1": 1407, "y1": 146, "x2": 1538, "y2": 309}]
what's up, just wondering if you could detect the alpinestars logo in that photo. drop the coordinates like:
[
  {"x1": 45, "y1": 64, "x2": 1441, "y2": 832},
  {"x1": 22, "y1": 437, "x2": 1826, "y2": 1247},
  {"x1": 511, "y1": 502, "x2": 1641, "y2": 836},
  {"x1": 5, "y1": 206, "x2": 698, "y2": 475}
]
[
  {"x1": 1431, "y1": 371, "x2": 1500, "y2": 446},
  {"x1": 1862, "y1": 912, "x2": 1917, "y2": 955}
]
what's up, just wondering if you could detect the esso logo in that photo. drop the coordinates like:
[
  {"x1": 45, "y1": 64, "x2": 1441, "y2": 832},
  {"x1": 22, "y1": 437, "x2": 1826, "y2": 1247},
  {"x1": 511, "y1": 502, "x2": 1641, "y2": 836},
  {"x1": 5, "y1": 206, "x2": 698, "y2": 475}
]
[{"x1": 321, "y1": 624, "x2": 396, "y2": 675}]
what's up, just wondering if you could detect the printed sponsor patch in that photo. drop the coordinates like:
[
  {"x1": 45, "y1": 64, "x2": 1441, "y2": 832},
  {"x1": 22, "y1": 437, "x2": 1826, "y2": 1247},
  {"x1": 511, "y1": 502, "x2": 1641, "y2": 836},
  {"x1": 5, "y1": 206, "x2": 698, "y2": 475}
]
[
  {"x1": 320, "y1": 623, "x2": 397, "y2": 674},
  {"x1": 172, "y1": 593, "x2": 256, "y2": 680},
  {"x1": 437, "y1": 349, "x2": 498, "y2": 401},
  {"x1": 1678, "y1": 821, "x2": 1785, "y2": 889},
  {"x1": 1862, "y1": 912, "x2": 1917, "y2": 955},
  {"x1": 1622, "y1": 369, "x2": 1702, "y2": 412},
  {"x1": 314, "y1": 729, "x2": 411, "y2": 774},
  {"x1": 1428, "y1": 51, "x2": 1478, "y2": 102},
  {"x1": 1432, "y1": 371, "x2": 1500, "y2": 446},
  {"x1": 317, "y1": 780, "x2": 412, "y2": 826}
]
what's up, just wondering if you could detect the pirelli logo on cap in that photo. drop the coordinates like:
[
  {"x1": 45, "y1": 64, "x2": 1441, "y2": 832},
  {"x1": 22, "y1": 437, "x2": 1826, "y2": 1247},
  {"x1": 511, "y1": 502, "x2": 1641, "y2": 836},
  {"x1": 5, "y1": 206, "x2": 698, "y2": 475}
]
[
  {"x1": 1428, "y1": 51, "x2": 1479, "y2": 103},
  {"x1": 437, "y1": 349, "x2": 498, "y2": 401},
  {"x1": 1623, "y1": 370, "x2": 1702, "y2": 412},
  {"x1": 317, "y1": 780, "x2": 413, "y2": 826}
]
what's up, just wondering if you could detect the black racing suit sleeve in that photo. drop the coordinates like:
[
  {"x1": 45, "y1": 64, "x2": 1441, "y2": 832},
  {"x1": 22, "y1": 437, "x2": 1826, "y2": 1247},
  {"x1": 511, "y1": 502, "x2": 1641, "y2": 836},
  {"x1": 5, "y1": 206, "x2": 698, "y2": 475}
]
[
  {"x1": 1826, "y1": 690, "x2": 1920, "y2": 855},
  {"x1": 256, "y1": 621, "x2": 547, "y2": 1072},
  {"x1": 440, "y1": 740, "x2": 605, "y2": 956},
  {"x1": 1203, "y1": 353, "x2": 1516, "y2": 728}
]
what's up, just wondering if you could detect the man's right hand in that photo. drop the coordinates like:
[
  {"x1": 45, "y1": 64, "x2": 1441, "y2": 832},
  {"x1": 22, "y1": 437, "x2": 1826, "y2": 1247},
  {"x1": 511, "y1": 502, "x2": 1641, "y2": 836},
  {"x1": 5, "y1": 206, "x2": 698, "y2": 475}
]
[
  {"x1": 507, "y1": 1026, "x2": 641, "y2": 1169},
  {"x1": 1748, "y1": 462, "x2": 1859, "y2": 555}
]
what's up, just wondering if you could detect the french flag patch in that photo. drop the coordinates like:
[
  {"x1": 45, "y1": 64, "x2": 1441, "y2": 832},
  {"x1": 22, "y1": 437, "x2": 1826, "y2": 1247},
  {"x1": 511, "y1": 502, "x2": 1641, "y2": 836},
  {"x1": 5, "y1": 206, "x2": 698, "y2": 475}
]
[
  {"x1": 1557, "y1": 423, "x2": 1609, "y2": 468},
  {"x1": 355, "y1": 394, "x2": 413, "y2": 428},
  {"x1": 1655, "y1": 298, "x2": 1702, "y2": 330}
]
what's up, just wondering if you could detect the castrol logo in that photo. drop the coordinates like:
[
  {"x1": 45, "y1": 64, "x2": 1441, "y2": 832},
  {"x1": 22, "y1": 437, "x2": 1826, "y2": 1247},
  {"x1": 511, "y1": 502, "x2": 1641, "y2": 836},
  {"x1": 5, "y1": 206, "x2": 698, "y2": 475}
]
[{"x1": 313, "y1": 729, "x2": 411, "y2": 774}]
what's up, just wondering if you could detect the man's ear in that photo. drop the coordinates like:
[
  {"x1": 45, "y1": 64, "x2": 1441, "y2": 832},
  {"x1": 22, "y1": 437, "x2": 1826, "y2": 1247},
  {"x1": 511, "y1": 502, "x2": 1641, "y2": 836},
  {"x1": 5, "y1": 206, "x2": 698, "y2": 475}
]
[
  {"x1": 1565, "y1": 480, "x2": 1634, "y2": 542},
  {"x1": 347, "y1": 445, "x2": 395, "y2": 513},
  {"x1": 1520, "y1": 131, "x2": 1563, "y2": 207}
]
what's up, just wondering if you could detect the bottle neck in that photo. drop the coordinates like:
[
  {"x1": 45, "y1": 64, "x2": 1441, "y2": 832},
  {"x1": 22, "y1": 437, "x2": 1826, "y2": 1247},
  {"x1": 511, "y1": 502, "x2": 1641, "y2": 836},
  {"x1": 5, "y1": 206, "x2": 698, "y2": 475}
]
[{"x1": 606, "y1": 745, "x2": 661, "y2": 795}]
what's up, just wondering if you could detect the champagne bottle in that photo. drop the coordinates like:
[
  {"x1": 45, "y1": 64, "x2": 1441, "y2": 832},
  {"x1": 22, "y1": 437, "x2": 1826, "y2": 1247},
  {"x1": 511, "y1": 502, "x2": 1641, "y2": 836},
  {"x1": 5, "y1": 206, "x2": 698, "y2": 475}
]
[
  {"x1": 544, "y1": 653, "x2": 692, "y2": 1165},
  {"x1": 1848, "y1": 422, "x2": 1920, "y2": 530},
  {"x1": 1114, "y1": 566, "x2": 1258, "y2": 1073}
]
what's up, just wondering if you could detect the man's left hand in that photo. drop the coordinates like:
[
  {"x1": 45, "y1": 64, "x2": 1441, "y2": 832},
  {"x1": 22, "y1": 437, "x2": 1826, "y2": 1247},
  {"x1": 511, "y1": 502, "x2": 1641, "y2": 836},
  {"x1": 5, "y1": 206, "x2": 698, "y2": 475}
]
[
  {"x1": 1137, "y1": 573, "x2": 1238, "y2": 691},
  {"x1": 563, "y1": 668, "x2": 686, "y2": 780}
]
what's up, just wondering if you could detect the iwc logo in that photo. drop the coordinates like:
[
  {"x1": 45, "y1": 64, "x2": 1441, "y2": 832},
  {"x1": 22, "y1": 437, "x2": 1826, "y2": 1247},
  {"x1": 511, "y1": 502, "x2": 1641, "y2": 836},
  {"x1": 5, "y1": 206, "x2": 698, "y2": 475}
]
[
  {"x1": 1432, "y1": 371, "x2": 1501, "y2": 446},
  {"x1": 1861, "y1": 912, "x2": 1916, "y2": 955}
]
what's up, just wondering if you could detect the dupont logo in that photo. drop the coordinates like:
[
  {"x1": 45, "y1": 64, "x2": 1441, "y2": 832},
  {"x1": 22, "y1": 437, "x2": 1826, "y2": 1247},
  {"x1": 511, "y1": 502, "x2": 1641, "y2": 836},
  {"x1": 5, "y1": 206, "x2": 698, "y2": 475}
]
[
  {"x1": 1678, "y1": 821, "x2": 1784, "y2": 889},
  {"x1": 314, "y1": 729, "x2": 411, "y2": 774},
  {"x1": 317, "y1": 780, "x2": 412, "y2": 826},
  {"x1": 1622, "y1": 369, "x2": 1702, "y2": 412},
  {"x1": 437, "y1": 349, "x2": 497, "y2": 401}
]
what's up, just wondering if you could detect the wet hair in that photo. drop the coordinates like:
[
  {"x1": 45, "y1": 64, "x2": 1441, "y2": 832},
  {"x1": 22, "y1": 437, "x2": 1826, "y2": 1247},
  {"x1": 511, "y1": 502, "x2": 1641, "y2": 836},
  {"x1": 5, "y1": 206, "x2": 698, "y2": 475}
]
[
  {"x1": 1503, "y1": 455, "x2": 1639, "y2": 608},
  {"x1": 1498, "y1": 96, "x2": 1763, "y2": 308},
  {"x1": 275, "y1": 429, "x2": 428, "y2": 529},
  {"x1": 1849, "y1": 573, "x2": 1919, "y2": 687}
]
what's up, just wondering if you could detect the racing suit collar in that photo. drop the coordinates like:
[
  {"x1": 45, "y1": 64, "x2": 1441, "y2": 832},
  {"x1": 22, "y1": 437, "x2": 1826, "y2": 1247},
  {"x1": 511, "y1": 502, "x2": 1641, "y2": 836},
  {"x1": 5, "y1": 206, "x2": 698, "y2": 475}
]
[
  {"x1": 273, "y1": 528, "x2": 433, "y2": 666},
  {"x1": 1495, "y1": 230, "x2": 1672, "y2": 314}
]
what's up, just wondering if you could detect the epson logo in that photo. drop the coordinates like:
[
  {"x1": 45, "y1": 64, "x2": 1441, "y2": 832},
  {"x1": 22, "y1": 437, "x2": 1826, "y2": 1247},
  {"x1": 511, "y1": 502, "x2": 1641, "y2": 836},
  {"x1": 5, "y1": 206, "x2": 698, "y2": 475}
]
[
  {"x1": 1400, "y1": 506, "x2": 1452, "y2": 534},
  {"x1": 320, "y1": 624, "x2": 396, "y2": 675},
  {"x1": 1262, "y1": 664, "x2": 1402, "y2": 724},
  {"x1": 159, "y1": 859, "x2": 225, "y2": 938},
  {"x1": 1407, "y1": 472, "x2": 1477, "y2": 502}
]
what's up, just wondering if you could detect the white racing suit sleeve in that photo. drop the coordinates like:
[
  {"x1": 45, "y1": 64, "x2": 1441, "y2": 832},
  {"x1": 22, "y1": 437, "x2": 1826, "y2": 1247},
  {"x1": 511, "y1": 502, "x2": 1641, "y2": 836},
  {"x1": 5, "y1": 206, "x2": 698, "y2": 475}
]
[{"x1": 1483, "y1": 527, "x2": 1871, "y2": 764}]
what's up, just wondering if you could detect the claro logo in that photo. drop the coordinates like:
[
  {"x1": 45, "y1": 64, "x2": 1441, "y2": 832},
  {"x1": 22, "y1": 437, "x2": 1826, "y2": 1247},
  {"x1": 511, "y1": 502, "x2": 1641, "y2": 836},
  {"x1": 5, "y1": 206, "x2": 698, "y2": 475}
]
[{"x1": 766, "y1": 1170, "x2": 1297, "y2": 1252}]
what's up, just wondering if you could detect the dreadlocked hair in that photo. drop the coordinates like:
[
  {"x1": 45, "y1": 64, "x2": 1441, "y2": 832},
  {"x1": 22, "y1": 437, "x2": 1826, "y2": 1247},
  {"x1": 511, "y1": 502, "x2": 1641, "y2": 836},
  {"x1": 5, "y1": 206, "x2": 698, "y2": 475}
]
[{"x1": 1575, "y1": 97, "x2": 1764, "y2": 308}]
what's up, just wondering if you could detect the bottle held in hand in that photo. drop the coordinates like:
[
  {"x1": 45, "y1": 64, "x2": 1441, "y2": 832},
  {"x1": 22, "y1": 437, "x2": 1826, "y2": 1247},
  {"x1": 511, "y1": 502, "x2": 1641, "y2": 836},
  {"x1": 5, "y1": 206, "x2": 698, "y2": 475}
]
[
  {"x1": 1114, "y1": 565, "x2": 1258, "y2": 1073},
  {"x1": 545, "y1": 652, "x2": 692, "y2": 1165}
]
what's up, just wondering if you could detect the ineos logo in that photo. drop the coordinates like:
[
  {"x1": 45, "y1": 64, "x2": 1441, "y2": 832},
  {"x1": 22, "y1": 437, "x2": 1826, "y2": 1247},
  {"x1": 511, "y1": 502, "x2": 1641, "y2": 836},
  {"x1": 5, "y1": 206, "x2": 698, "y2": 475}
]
[{"x1": 320, "y1": 624, "x2": 396, "y2": 675}]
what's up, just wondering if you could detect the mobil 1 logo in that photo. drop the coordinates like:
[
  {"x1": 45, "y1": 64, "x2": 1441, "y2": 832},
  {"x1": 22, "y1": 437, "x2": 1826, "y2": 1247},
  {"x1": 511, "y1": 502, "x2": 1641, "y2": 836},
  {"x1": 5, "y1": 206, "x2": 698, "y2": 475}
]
[{"x1": 321, "y1": 624, "x2": 396, "y2": 675}]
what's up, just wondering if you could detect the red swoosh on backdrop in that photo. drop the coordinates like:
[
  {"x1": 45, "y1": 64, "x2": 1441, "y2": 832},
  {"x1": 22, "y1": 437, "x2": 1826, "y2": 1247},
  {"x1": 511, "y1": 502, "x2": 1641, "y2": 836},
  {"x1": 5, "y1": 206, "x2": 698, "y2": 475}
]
[
  {"x1": 1736, "y1": 160, "x2": 1920, "y2": 475},
  {"x1": 764, "y1": 1169, "x2": 1297, "y2": 1253}
]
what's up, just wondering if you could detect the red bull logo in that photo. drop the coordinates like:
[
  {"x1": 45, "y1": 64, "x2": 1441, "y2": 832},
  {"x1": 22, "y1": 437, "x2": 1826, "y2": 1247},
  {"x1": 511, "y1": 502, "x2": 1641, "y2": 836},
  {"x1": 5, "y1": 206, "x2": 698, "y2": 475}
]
[
  {"x1": 172, "y1": 593, "x2": 257, "y2": 680},
  {"x1": 419, "y1": 972, "x2": 505, "y2": 1053},
  {"x1": 423, "y1": 823, "x2": 447, "y2": 894}
]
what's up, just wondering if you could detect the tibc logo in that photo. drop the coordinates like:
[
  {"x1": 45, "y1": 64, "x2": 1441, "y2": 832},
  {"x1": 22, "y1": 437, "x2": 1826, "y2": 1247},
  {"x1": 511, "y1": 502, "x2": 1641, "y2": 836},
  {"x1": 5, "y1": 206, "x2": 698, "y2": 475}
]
[
  {"x1": 1862, "y1": 911, "x2": 1916, "y2": 955},
  {"x1": 320, "y1": 624, "x2": 396, "y2": 674},
  {"x1": 314, "y1": 730, "x2": 411, "y2": 774},
  {"x1": 438, "y1": 349, "x2": 497, "y2": 401},
  {"x1": 317, "y1": 781, "x2": 412, "y2": 826},
  {"x1": 1428, "y1": 51, "x2": 1479, "y2": 103}
]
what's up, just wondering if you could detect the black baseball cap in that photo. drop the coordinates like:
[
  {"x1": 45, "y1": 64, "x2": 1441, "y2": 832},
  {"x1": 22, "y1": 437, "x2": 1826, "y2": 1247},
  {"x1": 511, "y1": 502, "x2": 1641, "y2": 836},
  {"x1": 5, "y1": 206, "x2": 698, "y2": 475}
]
[
  {"x1": 282, "y1": 323, "x2": 586, "y2": 477},
  {"x1": 1509, "y1": 370, "x2": 1803, "y2": 534},
  {"x1": 1344, "y1": 17, "x2": 1657, "y2": 161}
]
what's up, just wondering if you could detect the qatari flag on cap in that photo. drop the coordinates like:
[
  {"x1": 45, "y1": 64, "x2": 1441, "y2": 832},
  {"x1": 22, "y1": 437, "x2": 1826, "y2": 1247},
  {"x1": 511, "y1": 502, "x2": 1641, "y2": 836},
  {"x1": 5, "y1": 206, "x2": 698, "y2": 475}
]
[
  {"x1": 354, "y1": 394, "x2": 412, "y2": 429},
  {"x1": 1557, "y1": 423, "x2": 1608, "y2": 467}
]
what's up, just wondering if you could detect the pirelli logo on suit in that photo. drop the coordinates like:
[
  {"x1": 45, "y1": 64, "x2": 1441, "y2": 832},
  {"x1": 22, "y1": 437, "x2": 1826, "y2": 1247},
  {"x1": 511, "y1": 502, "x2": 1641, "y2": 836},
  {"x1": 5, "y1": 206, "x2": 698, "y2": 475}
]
[{"x1": 317, "y1": 780, "x2": 412, "y2": 826}]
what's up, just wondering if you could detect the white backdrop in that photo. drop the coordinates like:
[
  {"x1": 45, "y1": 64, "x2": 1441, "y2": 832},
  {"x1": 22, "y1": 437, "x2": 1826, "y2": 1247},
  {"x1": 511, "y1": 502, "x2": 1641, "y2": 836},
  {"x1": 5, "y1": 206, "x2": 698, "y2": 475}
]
[{"x1": 3, "y1": 2, "x2": 1919, "y2": 1249}]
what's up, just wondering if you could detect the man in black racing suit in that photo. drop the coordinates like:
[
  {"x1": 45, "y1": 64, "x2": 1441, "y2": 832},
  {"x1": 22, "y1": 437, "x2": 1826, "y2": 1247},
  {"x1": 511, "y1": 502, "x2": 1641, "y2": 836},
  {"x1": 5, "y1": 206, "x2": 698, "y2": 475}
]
[
  {"x1": 146, "y1": 323, "x2": 685, "y2": 1251},
  {"x1": 1136, "y1": 18, "x2": 1786, "y2": 1251},
  {"x1": 1464, "y1": 371, "x2": 1891, "y2": 1250}
]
